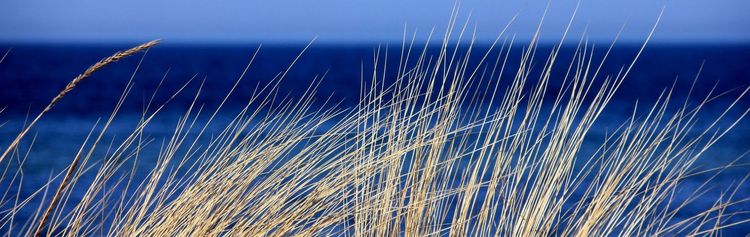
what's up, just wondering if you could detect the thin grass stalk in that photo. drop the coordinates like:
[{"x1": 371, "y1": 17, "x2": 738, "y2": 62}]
[{"x1": 0, "y1": 40, "x2": 159, "y2": 166}]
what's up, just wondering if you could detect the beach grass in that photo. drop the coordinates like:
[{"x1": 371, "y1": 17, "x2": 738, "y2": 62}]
[{"x1": 1, "y1": 13, "x2": 750, "y2": 237}]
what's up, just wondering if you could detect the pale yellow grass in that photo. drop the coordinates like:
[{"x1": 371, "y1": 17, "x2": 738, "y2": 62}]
[{"x1": 1, "y1": 11, "x2": 749, "y2": 237}]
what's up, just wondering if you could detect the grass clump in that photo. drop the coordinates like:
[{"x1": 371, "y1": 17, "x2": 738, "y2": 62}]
[{"x1": 1, "y1": 13, "x2": 749, "y2": 237}]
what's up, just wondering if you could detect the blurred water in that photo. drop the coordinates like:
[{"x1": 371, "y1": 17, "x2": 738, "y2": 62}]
[{"x1": 0, "y1": 43, "x2": 749, "y2": 235}]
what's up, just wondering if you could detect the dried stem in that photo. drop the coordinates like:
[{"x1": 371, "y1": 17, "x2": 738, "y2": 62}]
[{"x1": 0, "y1": 40, "x2": 159, "y2": 166}]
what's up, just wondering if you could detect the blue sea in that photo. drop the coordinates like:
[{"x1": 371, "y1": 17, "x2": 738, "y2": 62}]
[{"x1": 1, "y1": 43, "x2": 749, "y2": 235}]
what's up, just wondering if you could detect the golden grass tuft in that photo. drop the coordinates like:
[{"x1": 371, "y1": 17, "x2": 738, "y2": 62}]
[{"x1": 1, "y1": 15, "x2": 749, "y2": 237}]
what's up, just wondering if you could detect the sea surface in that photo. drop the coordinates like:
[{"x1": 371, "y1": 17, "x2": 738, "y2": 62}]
[{"x1": 0, "y1": 43, "x2": 749, "y2": 235}]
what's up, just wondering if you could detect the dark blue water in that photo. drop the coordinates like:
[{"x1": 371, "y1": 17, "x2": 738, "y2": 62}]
[{"x1": 0, "y1": 43, "x2": 749, "y2": 235}]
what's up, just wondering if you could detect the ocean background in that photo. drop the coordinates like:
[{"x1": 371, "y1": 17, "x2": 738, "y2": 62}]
[{"x1": 0, "y1": 43, "x2": 749, "y2": 235}]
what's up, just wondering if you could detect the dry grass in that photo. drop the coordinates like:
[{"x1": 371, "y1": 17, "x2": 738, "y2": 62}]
[{"x1": 1, "y1": 14, "x2": 749, "y2": 237}]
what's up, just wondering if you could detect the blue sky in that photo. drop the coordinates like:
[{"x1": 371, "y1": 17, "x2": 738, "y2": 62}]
[{"x1": 1, "y1": 0, "x2": 748, "y2": 44}]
